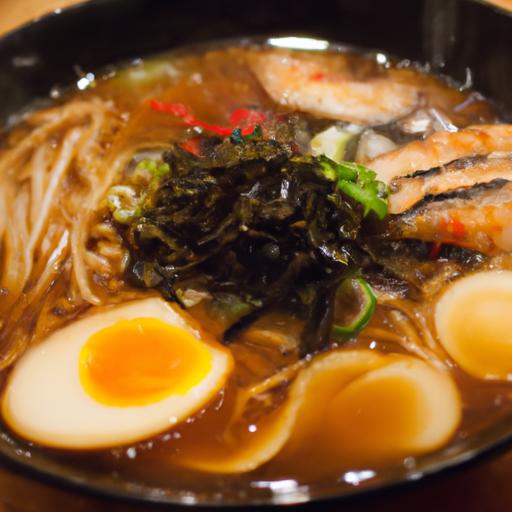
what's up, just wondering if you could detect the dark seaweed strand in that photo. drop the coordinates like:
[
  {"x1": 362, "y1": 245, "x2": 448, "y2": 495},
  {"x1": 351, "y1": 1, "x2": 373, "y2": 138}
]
[{"x1": 119, "y1": 138, "x2": 366, "y2": 356}]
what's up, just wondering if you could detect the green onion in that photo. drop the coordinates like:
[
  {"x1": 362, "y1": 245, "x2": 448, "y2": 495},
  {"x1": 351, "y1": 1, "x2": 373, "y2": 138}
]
[
  {"x1": 135, "y1": 159, "x2": 170, "y2": 180},
  {"x1": 108, "y1": 158, "x2": 172, "y2": 223},
  {"x1": 230, "y1": 125, "x2": 263, "y2": 144},
  {"x1": 318, "y1": 156, "x2": 388, "y2": 220},
  {"x1": 332, "y1": 277, "x2": 377, "y2": 337},
  {"x1": 337, "y1": 180, "x2": 388, "y2": 219},
  {"x1": 211, "y1": 293, "x2": 254, "y2": 320},
  {"x1": 311, "y1": 125, "x2": 355, "y2": 162},
  {"x1": 106, "y1": 185, "x2": 139, "y2": 224}
]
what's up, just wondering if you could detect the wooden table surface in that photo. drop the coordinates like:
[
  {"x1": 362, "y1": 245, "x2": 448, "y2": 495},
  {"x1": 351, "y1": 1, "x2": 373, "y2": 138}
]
[{"x1": 2, "y1": 1, "x2": 512, "y2": 511}]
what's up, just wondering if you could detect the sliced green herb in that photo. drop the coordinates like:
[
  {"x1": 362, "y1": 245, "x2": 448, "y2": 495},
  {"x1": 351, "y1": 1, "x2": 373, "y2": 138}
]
[
  {"x1": 319, "y1": 156, "x2": 388, "y2": 220},
  {"x1": 230, "y1": 124, "x2": 263, "y2": 144},
  {"x1": 243, "y1": 124, "x2": 263, "y2": 141},
  {"x1": 106, "y1": 185, "x2": 139, "y2": 224},
  {"x1": 107, "y1": 159, "x2": 171, "y2": 224},
  {"x1": 332, "y1": 277, "x2": 377, "y2": 337},
  {"x1": 135, "y1": 159, "x2": 170, "y2": 181}
]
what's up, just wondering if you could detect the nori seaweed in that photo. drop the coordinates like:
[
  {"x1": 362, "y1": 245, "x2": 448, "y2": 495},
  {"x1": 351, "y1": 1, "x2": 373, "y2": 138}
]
[{"x1": 119, "y1": 137, "x2": 366, "y2": 355}]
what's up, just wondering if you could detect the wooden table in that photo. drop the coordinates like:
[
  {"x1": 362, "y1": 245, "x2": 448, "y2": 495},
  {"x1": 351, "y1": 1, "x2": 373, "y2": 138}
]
[
  {"x1": 2, "y1": 0, "x2": 512, "y2": 510},
  {"x1": 0, "y1": 0, "x2": 80, "y2": 34}
]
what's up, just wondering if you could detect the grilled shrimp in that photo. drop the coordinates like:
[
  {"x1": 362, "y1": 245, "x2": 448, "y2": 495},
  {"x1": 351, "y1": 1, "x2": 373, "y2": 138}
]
[
  {"x1": 387, "y1": 180, "x2": 512, "y2": 255},
  {"x1": 389, "y1": 156, "x2": 512, "y2": 214},
  {"x1": 250, "y1": 51, "x2": 419, "y2": 125},
  {"x1": 367, "y1": 124, "x2": 512, "y2": 184}
]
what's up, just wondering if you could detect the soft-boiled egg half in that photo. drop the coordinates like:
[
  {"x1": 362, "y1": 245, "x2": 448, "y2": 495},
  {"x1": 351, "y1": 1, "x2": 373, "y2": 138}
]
[
  {"x1": 436, "y1": 270, "x2": 512, "y2": 380},
  {"x1": 177, "y1": 349, "x2": 461, "y2": 473},
  {"x1": 2, "y1": 297, "x2": 233, "y2": 449}
]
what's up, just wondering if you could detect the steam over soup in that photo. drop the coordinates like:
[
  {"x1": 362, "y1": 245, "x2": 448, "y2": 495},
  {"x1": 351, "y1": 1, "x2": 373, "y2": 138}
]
[{"x1": 0, "y1": 40, "x2": 511, "y2": 492}]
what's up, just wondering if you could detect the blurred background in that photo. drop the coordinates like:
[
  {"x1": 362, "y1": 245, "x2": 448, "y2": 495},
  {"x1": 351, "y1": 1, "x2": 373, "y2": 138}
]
[
  {"x1": 0, "y1": 0, "x2": 511, "y2": 34},
  {"x1": 0, "y1": 0, "x2": 79, "y2": 34}
]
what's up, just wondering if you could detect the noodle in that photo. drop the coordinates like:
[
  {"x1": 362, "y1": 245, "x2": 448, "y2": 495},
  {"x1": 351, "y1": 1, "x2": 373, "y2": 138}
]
[
  {"x1": 0, "y1": 100, "x2": 125, "y2": 367},
  {"x1": 24, "y1": 128, "x2": 83, "y2": 283},
  {"x1": 28, "y1": 145, "x2": 50, "y2": 227}
]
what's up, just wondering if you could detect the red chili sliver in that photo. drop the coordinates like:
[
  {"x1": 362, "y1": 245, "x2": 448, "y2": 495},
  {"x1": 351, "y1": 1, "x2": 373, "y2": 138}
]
[
  {"x1": 439, "y1": 216, "x2": 466, "y2": 242},
  {"x1": 149, "y1": 100, "x2": 187, "y2": 116},
  {"x1": 180, "y1": 137, "x2": 202, "y2": 156},
  {"x1": 310, "y1": 71, "x2": 326, "y2": 81},
  {"x1": 150, "y1": 100, "x2": 267, "y2": 137},
  {"x1": 149, "y1": 100, "x2": 232, "y2": 136},
  {"x1": 429, "y1": 242, "x2": 442, "y2": 259},
  {"x1": 229, "y1": 108, "x2": 267, "y2": 128},
  {"x1": 449, "y1": 217, "x2": 466, "y2": 238}
]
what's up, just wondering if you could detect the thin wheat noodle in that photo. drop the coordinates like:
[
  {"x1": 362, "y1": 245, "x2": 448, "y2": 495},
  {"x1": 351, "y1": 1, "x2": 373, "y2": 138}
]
[
  {"x1": 0, "y1": 230, "x2": 70, "y2": 369},
  {"x1": 387, "y1": 309, "x2": 448, "y2": 370},
  {"x1": 3, "y1": 188, "x2": 30, "y2": 300},
  {"x1": 0, "y1": 102, "x2": 106, "y2": 183},
  {"x1": 0, "y1": 99, "x2": 124, "y2": 365},
  {"x1": 25, "y1": 230, "x2": 70, "y2": 305},
  {"x1": 29, "y1": 145, "x2": 50, "y2": 227},
  {"x1": 22, "y1": 128, "x2": 83, "y2": 287},
  {"x1": 84, "y1": 250, "x2": 111, "y2": 273},
  {"x1": 226, "y1": 360, "x2": 306, "y2": 433},
  {"x1": 7, "y1": 229, "x2": 69, "y2": 328},
  {"x1": 0, "y1": 187, "x2": 6, "y2": 248},
  {"x1": 71, "y1": 142, "x2": 167, "y2": 303}
]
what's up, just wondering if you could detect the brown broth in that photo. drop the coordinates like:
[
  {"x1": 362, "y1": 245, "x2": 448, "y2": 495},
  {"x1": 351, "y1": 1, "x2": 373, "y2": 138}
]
[{"x1": 1, "y1": 42, "x2": 509, "y2": 492}]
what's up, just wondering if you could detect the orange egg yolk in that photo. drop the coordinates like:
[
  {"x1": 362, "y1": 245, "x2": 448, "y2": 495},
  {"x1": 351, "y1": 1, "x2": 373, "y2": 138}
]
[{"x1": 79, "y1": 318, "x2": 212, "y2": 406}]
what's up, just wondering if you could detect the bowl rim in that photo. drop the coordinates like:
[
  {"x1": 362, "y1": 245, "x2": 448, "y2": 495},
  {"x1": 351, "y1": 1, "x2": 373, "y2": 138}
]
[{"x1": 2, "y1": 412, "x2": 512, "y2": 508}]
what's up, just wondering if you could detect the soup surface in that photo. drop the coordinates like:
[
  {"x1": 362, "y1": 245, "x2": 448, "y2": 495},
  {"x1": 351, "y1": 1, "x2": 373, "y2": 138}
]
[{"x1": 1, "y1": 39, "x2": 512, "y2": 498}]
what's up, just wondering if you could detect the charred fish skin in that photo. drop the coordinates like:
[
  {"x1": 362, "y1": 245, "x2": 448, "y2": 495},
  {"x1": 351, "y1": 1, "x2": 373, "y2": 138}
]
[
  {"x1": 367, "y1": 124, "x2": 512, "y2": 184},
  {"x1": 386, "y1": 179, "x2": 512, "y2": 255},
  {"x1": 361, "y1": 238, "x2": 484, "y2": 297},
  {"x1": 389, "y1": 156, "x2": 512, "y2": 214},
  {"x1": 250, "y1": 50, "x2": 420, "y2": 126}
]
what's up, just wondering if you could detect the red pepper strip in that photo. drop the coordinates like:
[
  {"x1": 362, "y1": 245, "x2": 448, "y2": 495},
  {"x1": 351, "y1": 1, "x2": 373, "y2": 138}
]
[
  {"x1": 150, "y1": 100, "x2": 267, "y2": 137},
  {"x1": 429, "y1": 242, "x2": 442, "y2": 259},
  {"x1": 449, "y1": 217, "x2": 465, "y2": 238},
  {"x1": 180, "y1": 136, "x2": 202, "y2": 156},
  {"x1": 440, "y1": 216, "x2": 465, "y2": 239},
  {"x1": 229, "y1": 108, "x2": 267, "y2": 128},
  {"x1": 310, "y1": 71, "x2": 326, "y2": 81},
  {"x1": 150, "y1": 100, "x2": 233, "y2": 136}
]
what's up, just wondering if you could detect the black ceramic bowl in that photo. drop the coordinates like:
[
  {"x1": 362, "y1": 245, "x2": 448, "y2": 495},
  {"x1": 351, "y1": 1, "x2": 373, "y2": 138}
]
[{"x1": 1, "y1": 0, "x2": 512, "y2": 508}]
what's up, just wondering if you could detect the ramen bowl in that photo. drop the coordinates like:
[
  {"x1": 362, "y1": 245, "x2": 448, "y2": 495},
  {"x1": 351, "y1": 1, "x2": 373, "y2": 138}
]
[{"x1": 0, "y1": 0, "x2": 512, "y2": 508}]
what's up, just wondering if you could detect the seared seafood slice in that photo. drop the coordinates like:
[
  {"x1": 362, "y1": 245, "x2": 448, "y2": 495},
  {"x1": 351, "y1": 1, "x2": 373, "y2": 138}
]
[
  {"x1": 368, "y1": 125, "x2": 512, "y2": 184},
  {"x1": 386, "y1": 180, "x2": 512, "y2": 255},
  {"x1": 389, "y1": 156, "x2": 512, "y2": 214},
  {"x1": 250, "y1": 51, "x2": 419, "y2": 125}
]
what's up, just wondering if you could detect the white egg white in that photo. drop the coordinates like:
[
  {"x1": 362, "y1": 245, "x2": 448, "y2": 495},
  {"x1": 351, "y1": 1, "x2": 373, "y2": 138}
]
[
  {"x1": 436, "y1": 270, "x2": 512, "y2": 380},
  {"x1": 2, "y1": 297, "x2": 232, "y2": 449},
  {"x1": 177, "y1": 349, "x2": 461, "y2": 473}
]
